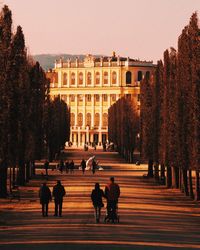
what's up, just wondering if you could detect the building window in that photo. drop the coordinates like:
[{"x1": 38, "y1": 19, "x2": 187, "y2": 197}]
[
  {"x1": 70, "y1": 94, "x2": 75, "y2": 102},
  {"x1": 103, "y1": 94, "x2": 108, "y2": 102},
  {"x1": 87, "y1": 72, "x2": 92, "y2": 85},
  {"x1": 95, "y1": 94, "x2": 99, "y2": 102},
  {"x1": 95, "y1": 72, "x2": 100, "y2": 85},
  {"x1": 86, "y1": 113, "x2": 91, "y2": 127},
  {"x1": 102, "y1": 113, "x2": 108, "y2": 127},
  {"x1": 70, "y1": 113, "x2": 75, "y2": 126},
  {"x1": 61, "y1": 95, "x2": 67, "y2": 102},
  {"x1": 78, "y1": 94, "x2": 83, "y2": 102},
  {"x1": 146, "y1": 71, "x2": 150, "y2": 80},
  {"x1": 86, "y1": 94, "x2": 91, "y2": 102},
  {"x1": 126, "y1": 71, "x2": 132, "y2": 84},
  {"x1": 71, "y1": 72, "x2": 75, "y2": 85},
  {"x1": 103, "y1": 71, "x2": 108, "y2": 84},
  {"x1": 63, "y1": 73, "x2": 67, "y2": 85},
  {"x1": 111, "y1": 94, "x2": 116, "y2": 102},
  {"x1": 138, "y1": 71, "x2": 142, "y2": 81},
  {"x1": 77, "y1": 113, "x2": 83, "y2": 127},
  {"x1": 79, "y1": 72, "x2": 83, "y2": 85},
  {"x1": 112, "y1": 71, "x2": 117, "y2": 84},
  {"x1": 94, "y1": 113, "x2": 100, "y2": 127}
]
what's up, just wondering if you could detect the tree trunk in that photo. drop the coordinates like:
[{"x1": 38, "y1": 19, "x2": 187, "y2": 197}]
[
  {"x1": 166, "y1": 165, "x2": 172, "y2": 188},
  {"x1": 154, "y1": 162, "x2": 159, "y2": 182},
  {"x1": 0, "y1": 161, "x2": 8, "y2": 198},
  {"x1": 188, "y1": 169, "x2": 194, "y2": 199},
  {"x1": 13, "y1": 165, "x2": 16, "y2": 187},
  {"x1": 147, "y1": 159, "x2": 154, "y2": 178},
  {"x1": 160, "y1": 164, "x2": 165, "y2": 185},
  {"x1": 172, "y1": 167, "x2": 179, "y2": 188},
  {"x1": 179, "y1": 168, "x2": 183, "y2": 192},
  {"x1": 182, "y1": 169, "x2": 189, "y2": 196},
  {"x1": 25, "y1": 161, "x2": 30, "y2": 182},
  {"x1": 195, "y1": 170, "x2": 200, "y2": 201},
  {"x1": 17, "y1": 159, "x2": 26, "y2": 186}
]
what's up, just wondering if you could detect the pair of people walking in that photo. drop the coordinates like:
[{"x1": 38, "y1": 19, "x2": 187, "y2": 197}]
[
  {"x1": 91, "y1": 177, "x2": 120, "y2": 223},
  {"x1": 39, "y1": 180, "x2": 66, "y2": 217}
]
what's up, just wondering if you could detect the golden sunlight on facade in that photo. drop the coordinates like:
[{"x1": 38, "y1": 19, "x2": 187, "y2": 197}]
[{"x1": 47, "y1": 53, "x2": 155, "y2": 146}]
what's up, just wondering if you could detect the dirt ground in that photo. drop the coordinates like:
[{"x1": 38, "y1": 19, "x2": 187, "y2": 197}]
[{"x1": 0, "y1": 148, "x2": 200, "y2": 250}]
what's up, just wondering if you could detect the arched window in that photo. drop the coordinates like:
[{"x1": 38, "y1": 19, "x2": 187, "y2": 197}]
[
  {"x1": 138, "y1": 71, "x2": 142, "y2": 81},
  {"x1": 86, "y1": 113, "x2": 91, "y2": 127},
  {"x1": 71, "y1": 72, "x2": 75, "y2": 85},
  {"x1": 79, "y1": 72, "x2": 83, "y2": 85},
  {"x1": 126, "y1": 71, "x2": 132, "y2": 84},
  {"x1": 95, "y1": 72, "x2": 100, "y2": 85},
  {"x1": 102, "y1": 113, "x2": 108, "y2": 127},
  {"x1": 63, "y1": 73, "x2": 67, "y2": 85},
  {"x1": 77, "y1": 113, "x2": 83, "y2": 127},
  {"x1": 146, "y1": 71, "x2": 150, "y2": 80},
  {"x1": 103, "y1": 71, "x2": 108, "y2": 84},
  {"x1": 94, "y1": 113, "x2": 100, "y2": 127},
  {"x1": 70, "y1": 94, "x2": 75, "y2": 102},
  {"x1": 87, "y1": 72, "x2": 92, "y2": 85},
  {"x1": 70, "y1": 113, "x2": 75, "y2": 126},
  {"x1": 112, "y1": 71, "x2": 117, "y2": 84}
]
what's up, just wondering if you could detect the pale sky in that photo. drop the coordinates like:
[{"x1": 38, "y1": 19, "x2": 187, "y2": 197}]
[{"x1": 2, "y1": 0, "x2": 200, "y2": 63}]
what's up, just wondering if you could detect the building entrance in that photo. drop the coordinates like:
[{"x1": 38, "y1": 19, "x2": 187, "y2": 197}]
[
  {"x1": 102, "y1": 134, "x2": 107, "y2": 143},
  {"x1": 94, "y1": 134, "x2": 99, "y2": 144}
]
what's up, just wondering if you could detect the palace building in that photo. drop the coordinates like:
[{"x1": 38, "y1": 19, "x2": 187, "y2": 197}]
[{"x1": 47, "y1": 53, "x2": 155, "y2": 146}]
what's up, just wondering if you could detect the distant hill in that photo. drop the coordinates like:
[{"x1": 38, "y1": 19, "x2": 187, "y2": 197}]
[{"x1": 33, "y1": 54, "x2": 103, "y2": 71}]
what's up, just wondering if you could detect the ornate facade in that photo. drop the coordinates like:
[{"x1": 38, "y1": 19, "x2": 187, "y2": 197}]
[{"x1": 47, "y1": 53, "x2": 155, "y2": 146}]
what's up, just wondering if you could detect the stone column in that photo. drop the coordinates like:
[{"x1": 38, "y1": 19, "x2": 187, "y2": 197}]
[
  {"x1": 86, "y1": 126, "x2": 89, "y2": 143},
  {"x1": 99, "y1": 94, "x2": 103, "y2": 146},
  {"x1": 83, "y1": 95, "x2": 86, "y2": 128},
  {"x1": 108, "y1": 94, "x2": 111, "y2": 108},
  {"x1": 58, "y1": 71, "x2": 62, "y2": 87},
  {"x1": 91, "y1": 94, "x2": 95, "y2": 128},
  {"x1": 75, "y1": 95, "x2": 78, "y2": 126},
  {"x1": 78, "y1": 127, "x2": 81, "y2": 146},
  {"x1": 74, "y1": 133, "x2": 77, "y2": 145},
  {"x1": 90, "y1": 133, "x2": 94, "y2": 143}
]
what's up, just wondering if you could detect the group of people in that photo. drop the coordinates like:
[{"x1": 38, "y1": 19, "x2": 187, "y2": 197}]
[
  {"x1": 80, "y1": 158, "x2": 98, "y2": 174},
  {"x1": 39, "y1": 180, "x2": 66, "y2": 217},
  {"x1": 91, "y1": 177, "x2": 120, "y2": 223},
  {"x1": 44, "y1": 160, "x2": 75, "y2": 175},
  {"x1": 39, "y1": 177, "x2": 120, "y2": 223}
]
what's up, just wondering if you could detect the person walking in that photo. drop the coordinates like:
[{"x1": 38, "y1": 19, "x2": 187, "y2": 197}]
[
  {"x1": 91, "y1": 183, "x2": 106, "y2": 223},
  {"x1": 105, "y1": 177, "x2": 120, "y2": 222},
  {"x1": 65, "y1": 160, "x2": 69, "y2": 173},
  {"x1": 92, "y1": 159, "x2": 97, "y2": 174},
  {"x1": 81, "y1": 159, "x2": 86, "y2": 174},
  {"x1": 59, "y1": 159, "x2": 64, "y2": 173},
  {"x1": 53, "y1": 180, "x2": 66, "y2": 217},
  {"x1": 44, "y1": 160, "x2": 49, "y2": 176},
  {"x1": 70, "y1": 160, "x2": 75, "y2": 173},
  {"x1": 39, "y1": 183, "x2": 52, "y2": 217}
]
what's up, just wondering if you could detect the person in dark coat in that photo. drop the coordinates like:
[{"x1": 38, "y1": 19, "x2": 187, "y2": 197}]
[
  {"x1": 65, "y1": 161, "x2": 69, "y2": 173},
  {"x1": 44, "y1": 160, "x2": 49, "y2": 176},
  {"x1": 81, "y1": 159, "x2": 86, "y2": 174},
  {"x1": 53, "y1": 180, "x2": 66, "y2": 217},
  {"x1": 39, "y1": 183, "x2": 52, "y2": 217},
  {"x1": 105, "y1": 177, "x2": 120, "y2": 221},
  {"x1": 69, "y1": 160, "x2": 75, "y2": 173},
  {"x1": 59, "y1": 160, "x2": 64, "y2": 173},
  {"x1": 91, "y1": 183, "x2": 106, "y2": 223},
  {"x1": 92, "y1": 159, "x2": 97, "y2": 174}
]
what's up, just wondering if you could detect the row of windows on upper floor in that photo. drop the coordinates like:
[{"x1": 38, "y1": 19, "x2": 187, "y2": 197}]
[
  {"x1": 61, "y1": 94, "x2": 118, "y2": 103},
  {"x1": 71, "y1": 112, "x2": 108, "y2": 127},
  {"x1": 56, "y1": 70, "x2": 150, "y2": 86}
]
